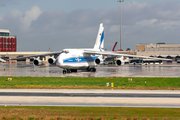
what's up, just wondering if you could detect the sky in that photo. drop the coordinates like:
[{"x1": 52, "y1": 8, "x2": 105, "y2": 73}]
[{"x1": 0, "y1": 0, "x2": 180, "y2": 51}]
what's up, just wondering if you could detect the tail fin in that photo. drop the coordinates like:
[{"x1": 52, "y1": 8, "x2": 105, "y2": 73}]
[
  {"x1": 112, "y1": 42, "x2": 118, "y2": 51},
  {"x1": 93, "y1": 23, "x2": 104, "y2": 51}
]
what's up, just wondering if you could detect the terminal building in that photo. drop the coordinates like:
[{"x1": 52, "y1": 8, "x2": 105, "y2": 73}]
[
  {"x1": 136, "y1": 43, "x2": 180, "y2": 60},
  {"x1": 0, "y1": 29, "x2": 51, "y2": 62},
  {"x1": 0, "y1": 29, "x2": 17, "y2": 52}
]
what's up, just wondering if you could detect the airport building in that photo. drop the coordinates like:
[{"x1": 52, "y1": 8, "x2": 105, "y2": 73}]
[
  {"x1": 0, "y1": 29, "x2": 17, "y2": 52},
  {"x1": 136, "y1": 43, "x2": 180, "y2": 60}
]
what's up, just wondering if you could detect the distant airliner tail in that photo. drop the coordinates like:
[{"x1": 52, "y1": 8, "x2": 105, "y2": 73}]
[
  {"x1": 93, "y1": 23, "x2": 104, "y2": 51},
  {"x1": 112, "y1": 42, "x2": 118, "y2": 51}
]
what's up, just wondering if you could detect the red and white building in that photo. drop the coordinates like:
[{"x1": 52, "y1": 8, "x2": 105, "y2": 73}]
[{"x1": 0, "y1": 29, "x2": 17, "y2": 52}]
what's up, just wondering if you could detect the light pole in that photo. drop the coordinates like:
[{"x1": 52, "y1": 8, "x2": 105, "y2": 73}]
[{"x1": 117, "y1": 0, "x2": 124, "y2": 50}]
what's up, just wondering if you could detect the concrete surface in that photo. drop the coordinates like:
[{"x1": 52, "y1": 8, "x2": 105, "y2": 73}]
[{"x1": 1, "y1": 89, "x2": 180, "y2": 107}]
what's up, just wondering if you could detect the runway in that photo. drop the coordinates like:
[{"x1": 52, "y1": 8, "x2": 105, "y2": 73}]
[
  {"x1": 0, "y1": 62, "x2": 180, "y2": 77},
  {"x1": 1, "y1": 89, "x2": 180, "y2": 108},
  {"x1": 1, "y1": 92, "x2": 180, "y2": 98}
]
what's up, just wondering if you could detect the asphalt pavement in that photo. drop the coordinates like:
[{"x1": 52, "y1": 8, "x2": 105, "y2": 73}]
[{"x1": 1, "y1": 89, "x2": 180, "y2": 107}]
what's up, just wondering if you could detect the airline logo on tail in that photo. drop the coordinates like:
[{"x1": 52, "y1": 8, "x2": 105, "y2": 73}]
[{"x1": 94, "y1": 23, "x2": 104, "y2": 51}]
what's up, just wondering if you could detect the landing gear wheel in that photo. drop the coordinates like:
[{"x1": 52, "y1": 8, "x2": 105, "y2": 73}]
[
  {"x1": 67, "y1": 69, "x2": 71, "y2": 73},
  {"x1": 90, "y1": 68, "x2": 96, "y2": 72},
  {"x1": 63, "y1": 69, "x2": 67, "y2": 74},
  {"x1": 87, "y1": 67, "x2": 91, "y2": 72},
  {"x1": 71, "y1": 69, "x2": 77, "y2": 72}
]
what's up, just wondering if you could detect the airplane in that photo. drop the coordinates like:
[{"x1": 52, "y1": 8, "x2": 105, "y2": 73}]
[
  {"x1": 0, "y1": 57, "x2": 6, "y2": 63},
  {"x1": 9, "y1": 23, "x2": 170, "y2": 74},
  {"x1": 0, "y1": 54, "x2": 8, "y2": 63}
]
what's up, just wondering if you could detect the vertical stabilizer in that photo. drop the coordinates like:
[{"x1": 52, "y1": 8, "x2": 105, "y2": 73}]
[
  {"x1": 94, "y1": 23, "x2": 104, "y2": 51},
  {"x1": 112, "y1": 42, "x2": 118, "y2": 51}
]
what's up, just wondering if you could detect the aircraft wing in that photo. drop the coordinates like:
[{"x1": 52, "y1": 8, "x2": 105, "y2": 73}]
[
  {"x1": 108, "y1": 50, "x2": 132, "y2": 54},
  {"x1": 84, "y1": 50, "x2": 171, "y2": 61},
  {"x1": 0, "y1": 58, "x2": 6, "y2": 62},
  {"x1": 8, "y1": 51, "x2": 63, "y2": 60}
]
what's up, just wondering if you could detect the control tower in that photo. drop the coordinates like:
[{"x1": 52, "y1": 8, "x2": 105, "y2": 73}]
[{"x1": 0, "y1": 29, "x2": 17, "y2": 52}]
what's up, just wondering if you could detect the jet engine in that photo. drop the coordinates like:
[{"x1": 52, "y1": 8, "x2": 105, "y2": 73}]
[
  {"x1": 95, "y1": 58, "x2": 101, "y2": 64},
  {"x1": 33, "y1": 58, "x2": 42, "y2": 66},
  {"x1": 48, "y1": 57, "x2": 56, "y2": 64},
  {"x1": 116, "y1": 60, "x2": 122, "y2": 66},
  {"x1": 115, "y1": 56, "x2": 125, "y2": 66}
]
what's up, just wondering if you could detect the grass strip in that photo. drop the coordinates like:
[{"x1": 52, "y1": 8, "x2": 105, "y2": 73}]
[
  {"x1": 0, "y1": 77, "x2": 180, "y2": 90},
  {"x1": 0, "y1": 106, "x2": 180, "y2": 120}
]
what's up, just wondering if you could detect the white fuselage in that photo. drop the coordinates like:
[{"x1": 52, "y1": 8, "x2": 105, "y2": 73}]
[{"x1": 55, "y1": 49, "x2": 99, "y2": 70}]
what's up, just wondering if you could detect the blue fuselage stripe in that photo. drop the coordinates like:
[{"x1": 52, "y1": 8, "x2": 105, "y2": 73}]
[
  {"x1": 63, "y1": 56, "x2": 98, "y2": 63},
  {"x1": 99, "y1": 31, "x2": 104, "y2": 49}
]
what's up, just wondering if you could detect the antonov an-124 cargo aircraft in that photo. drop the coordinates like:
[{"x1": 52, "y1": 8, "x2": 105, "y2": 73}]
[{"x1": 9, "y1": 23, "x2": 169, "y2": 74}]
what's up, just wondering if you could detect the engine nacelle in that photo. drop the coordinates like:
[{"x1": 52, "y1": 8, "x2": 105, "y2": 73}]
[
  {"x1": 115, "y1": 56, "x2": 125, "y2": 66},
  {"x1": 48, "y1": 57, "x2": 56, "y2": 64},
  {"x1": 33, "y1": 58, "x2": 42, "y2": 66},
  {"x1": 116, "y1": 60, "x2": 122, "y2": 66},
  {"x1": 95, "y1": 58, "x2": 101, "y2": 64}
]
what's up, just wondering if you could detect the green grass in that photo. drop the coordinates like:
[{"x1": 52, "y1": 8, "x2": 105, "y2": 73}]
[
  {"x1": 0, "y1": 106, "x2": 180, "y2": 120},
  {"x1": 0, "y1": 77, "x2": 180, "y2": 89}
]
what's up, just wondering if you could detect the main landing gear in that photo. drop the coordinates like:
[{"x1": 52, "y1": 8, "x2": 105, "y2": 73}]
[
  {"x1": 87, "y1": 68, "x2": 96, "y2": 72},
  {"x1": 63, "y1": 68, "x2": 96, "y2": 74},
  {"x1": 63, "y1": 69, "x2": 77, "y2": 74}
]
